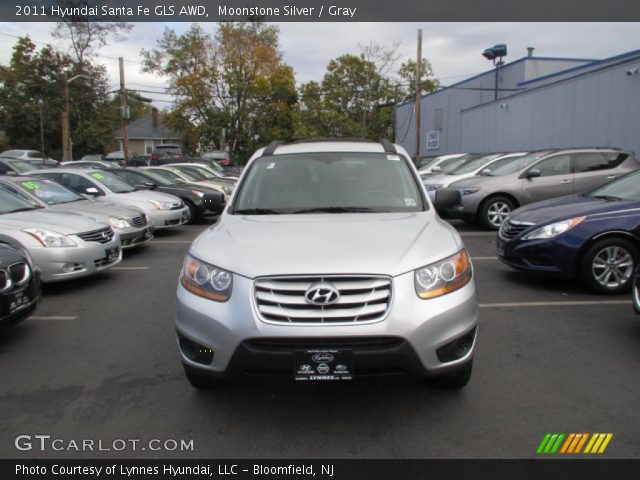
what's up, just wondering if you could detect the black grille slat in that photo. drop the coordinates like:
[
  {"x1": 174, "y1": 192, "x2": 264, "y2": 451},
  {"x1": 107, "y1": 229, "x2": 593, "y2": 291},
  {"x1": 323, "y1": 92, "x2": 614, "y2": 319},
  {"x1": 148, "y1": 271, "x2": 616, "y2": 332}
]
[
  {"x1": 77, "y1": 227, "x2": 114, "y2": 244},
  {"x1": 246, "y1": 337, "x2": 404, "y2": 351},
  {"x1": 130, "y1": 215, "x2": 147, "y2": 228}
]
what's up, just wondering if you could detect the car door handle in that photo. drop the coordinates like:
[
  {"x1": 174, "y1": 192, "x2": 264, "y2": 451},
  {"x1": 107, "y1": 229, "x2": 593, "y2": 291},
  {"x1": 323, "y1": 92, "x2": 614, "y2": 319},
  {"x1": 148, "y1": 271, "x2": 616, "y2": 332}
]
[
  {"x1": 606, "y1": 175, "x2": 616, "y2": 179},
  {"x1": 561, "y1": 179, "x2": 573, "y2": 184}
]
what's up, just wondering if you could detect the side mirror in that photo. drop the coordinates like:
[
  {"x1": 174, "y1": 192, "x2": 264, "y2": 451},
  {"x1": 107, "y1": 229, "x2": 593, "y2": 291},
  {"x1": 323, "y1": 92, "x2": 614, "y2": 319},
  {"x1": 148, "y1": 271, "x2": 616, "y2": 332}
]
[
  {"x1": 525, "y1": 168, "x2": 541, "y2": 179},
  {"x1": 85, "y1": 187, "x2": 100, "y2": 196},
  {"x1": 144, "y1": 182, "x2": 157, "y2": 190},
  {"x1": 202, "y1": 192, "x2": 225, "y2": 214},
  {"x1": 480, "y1": 168, "x2": 491, "y2": 176},
  {"x1": 434, "y1": 188, "x2": 462, "y2": 210},
  {"x1": 431, "y1": 166, "x2": 442, "y2": 173}
]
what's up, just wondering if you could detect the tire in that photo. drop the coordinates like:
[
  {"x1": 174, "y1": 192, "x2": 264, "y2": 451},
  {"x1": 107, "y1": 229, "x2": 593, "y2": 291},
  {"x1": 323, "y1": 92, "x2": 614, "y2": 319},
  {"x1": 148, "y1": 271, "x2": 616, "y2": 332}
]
[
  {"x1": 479, "y1": 196, "x2": 515, "y2": 230},
  {"x1": 632, "y1": 266, "x2": 640, "y2": 315},
  {"x1": 183, "y1": 365, "x2": 227, "y2": 390},
  {"x1": 581, "y1": 238, "x2": 639, "y2": 294},
  {"x1": 184, "y1": 201, "x2": 198, "y2": 224},
  {"x1": 428, "y1": 360, "x2": 473, "y2": 389}
]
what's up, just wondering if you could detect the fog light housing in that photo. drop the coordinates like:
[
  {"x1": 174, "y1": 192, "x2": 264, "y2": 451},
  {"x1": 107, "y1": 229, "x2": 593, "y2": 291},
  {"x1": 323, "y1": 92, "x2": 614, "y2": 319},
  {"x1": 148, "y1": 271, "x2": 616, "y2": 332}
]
[
  {"x1": 178, "y1": 333, "x2": 214, "y2": 365},
  {"x1": 437, "y1": 327, "x2": 477, "y2": 363},
  {"x1": 62, "y1": 263, "x2": 81, "y2": 273}
]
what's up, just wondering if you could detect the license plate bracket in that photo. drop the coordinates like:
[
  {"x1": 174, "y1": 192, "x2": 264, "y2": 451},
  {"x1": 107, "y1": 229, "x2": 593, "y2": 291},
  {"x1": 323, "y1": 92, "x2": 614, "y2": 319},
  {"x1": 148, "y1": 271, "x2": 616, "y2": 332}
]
[
  {"x1": 105, "y1": 247, "x2": 119, "y2": 263},
  {"x1": 8, "y1": 286, "x2": 31, "y2": 314},
  {"x1": 294, "y1": 349, "x2": 353, "y2": 381}
]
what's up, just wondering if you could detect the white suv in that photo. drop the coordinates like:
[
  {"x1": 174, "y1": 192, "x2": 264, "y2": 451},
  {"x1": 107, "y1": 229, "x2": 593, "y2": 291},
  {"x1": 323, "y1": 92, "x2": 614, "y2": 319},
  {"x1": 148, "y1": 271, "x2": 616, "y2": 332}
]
[{"x1": 175, "y1": 139, "x2": 478, "y2": 389}]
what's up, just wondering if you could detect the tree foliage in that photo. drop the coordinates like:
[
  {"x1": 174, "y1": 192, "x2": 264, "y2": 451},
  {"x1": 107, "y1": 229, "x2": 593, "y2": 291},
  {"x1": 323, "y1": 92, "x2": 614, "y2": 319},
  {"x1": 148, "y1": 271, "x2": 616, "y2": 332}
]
[
  {"x1": 141, "y1": 22, "x2": 297, "y2": 162},
  {"x1": 0, "y1": 36, "x2": 118, "y2": 159}
]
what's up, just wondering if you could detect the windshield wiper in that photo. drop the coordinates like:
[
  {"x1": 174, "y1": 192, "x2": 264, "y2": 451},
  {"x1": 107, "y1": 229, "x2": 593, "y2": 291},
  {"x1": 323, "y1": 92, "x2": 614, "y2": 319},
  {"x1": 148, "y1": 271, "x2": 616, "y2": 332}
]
[
  {"x1": 234, "y1": 208, "x2": 284, "y2": 215},
  {"x1": 590, "y1": 195, "x2": 623, "y2": 201},
  {"x1": 292, "y1": 206, "x2": 383, "y2": 214}
]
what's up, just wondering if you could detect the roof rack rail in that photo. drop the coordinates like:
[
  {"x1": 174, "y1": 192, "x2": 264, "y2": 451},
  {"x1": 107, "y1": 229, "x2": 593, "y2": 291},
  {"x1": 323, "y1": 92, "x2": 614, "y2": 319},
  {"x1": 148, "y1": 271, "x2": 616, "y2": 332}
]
[
  {"x1": 262, "y1": 141, "x2": 281, "y2": 156},
  {"x1": 380, "y1": 138, "x2": 397, "y2": 154},
  {"x1": 292, "y1": 138, "x2": 374, "y2": 144}
]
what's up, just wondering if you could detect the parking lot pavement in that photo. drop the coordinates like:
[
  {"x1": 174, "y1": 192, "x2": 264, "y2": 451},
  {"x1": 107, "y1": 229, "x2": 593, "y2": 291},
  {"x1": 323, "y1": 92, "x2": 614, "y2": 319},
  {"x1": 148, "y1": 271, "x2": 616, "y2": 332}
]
[{"x1": 1, "y1": 220, "x2": 639, "y2": 459}]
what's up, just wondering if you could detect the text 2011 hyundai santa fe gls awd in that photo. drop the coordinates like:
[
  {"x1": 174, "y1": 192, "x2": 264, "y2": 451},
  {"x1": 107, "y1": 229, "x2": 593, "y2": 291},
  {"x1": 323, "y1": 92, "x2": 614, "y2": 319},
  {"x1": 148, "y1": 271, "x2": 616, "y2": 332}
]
[{"x1": 175, "y1": 140, "x2": 478, "y2": 389}]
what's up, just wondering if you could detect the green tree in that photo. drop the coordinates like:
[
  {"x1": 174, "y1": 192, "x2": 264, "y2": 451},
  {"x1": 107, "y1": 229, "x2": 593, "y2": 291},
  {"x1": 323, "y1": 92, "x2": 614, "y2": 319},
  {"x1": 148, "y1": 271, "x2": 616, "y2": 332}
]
[
  {"x1": 142, "y1": 22, "x2": 296, "y2": 162},
  {"x1": 0, "y1": 36, "x2": 118, "y2": 159},
  {"x1": 398, "y1": 58, "x2": 440, "y2": 95}
]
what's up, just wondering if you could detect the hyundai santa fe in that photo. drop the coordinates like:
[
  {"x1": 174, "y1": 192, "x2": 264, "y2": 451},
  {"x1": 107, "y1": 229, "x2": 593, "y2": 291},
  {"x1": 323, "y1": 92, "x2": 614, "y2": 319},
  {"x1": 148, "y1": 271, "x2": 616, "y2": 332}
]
[{"x1": 175, "y1": 139, "x2": 478, "y2": 389}]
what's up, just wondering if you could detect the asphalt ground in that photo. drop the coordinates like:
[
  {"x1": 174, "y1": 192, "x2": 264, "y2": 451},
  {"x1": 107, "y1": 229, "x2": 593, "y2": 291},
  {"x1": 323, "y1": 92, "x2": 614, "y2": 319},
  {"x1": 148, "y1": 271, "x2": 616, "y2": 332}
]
[{"x1": 1, "y1": 220, "x2": 639, "y2": 459}]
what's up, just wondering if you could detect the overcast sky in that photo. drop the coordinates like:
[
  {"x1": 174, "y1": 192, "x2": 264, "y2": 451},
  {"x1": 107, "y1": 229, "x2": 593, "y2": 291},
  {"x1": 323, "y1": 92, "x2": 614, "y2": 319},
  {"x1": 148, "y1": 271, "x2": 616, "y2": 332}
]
[{"x1": 0, "y1": 22, "x2": 638, "y2": 107}]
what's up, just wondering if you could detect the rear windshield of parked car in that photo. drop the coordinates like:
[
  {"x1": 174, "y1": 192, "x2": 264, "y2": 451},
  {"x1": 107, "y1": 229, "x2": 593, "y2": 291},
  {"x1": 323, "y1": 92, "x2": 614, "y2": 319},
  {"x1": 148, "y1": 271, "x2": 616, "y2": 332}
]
[{"x1": 233, "y1": 152, "x2": 425, "y2": 214}]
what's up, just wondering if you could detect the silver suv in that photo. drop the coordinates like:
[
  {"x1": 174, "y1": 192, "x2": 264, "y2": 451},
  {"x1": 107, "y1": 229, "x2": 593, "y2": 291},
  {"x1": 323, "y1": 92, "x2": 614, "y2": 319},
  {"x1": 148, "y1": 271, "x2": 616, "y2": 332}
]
[
  {"x1": 447, "y1": 148, "x2": 640, "y2": 229},
  {"x1": 175, "y1": 140, "x2": 478, "y2": 389}
]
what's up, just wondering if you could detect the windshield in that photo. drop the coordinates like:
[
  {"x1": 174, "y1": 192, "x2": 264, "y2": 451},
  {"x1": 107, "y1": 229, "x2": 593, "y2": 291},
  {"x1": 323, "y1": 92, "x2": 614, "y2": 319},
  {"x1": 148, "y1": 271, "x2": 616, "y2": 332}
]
[
  {"x1": 182, "y1": 166, "x2": 216, "y2": 179},
  {"x1": 449, "y1": 154, "x2": 501, "y2": 175},
  {"x1": 169, "y1": 168, "x2": 203, "y2": 182},
  {"x1": 8, "y1": 160, "x2": 41, "y2": 173},
  {"x1": 0, "y1": 188, "x2": 40, "y2": 213},
  {"x1": 233, "y1": 152, "x2": 424, "y2": 214},
  {"x1": 146, "y1": 169, "x2": 183, "y2": 184},
  {"x1": 87, "y1": 171, "x2": 135, "y2": 193},
  {"x1": 132, "y1": 170, "x2": 173, "y2": 187},
  {"x1": 437, "y1": 156, "x2": 473, "y2": 173},
  {"x1": 14, "y1": 179, "x2": 84, "y2": 205},
  {"x1": 588, "y1": 170, "x2": 640, "y2": 201},
  {"x1": 484, "y1": 151, "x2": 553, "y2": 176},
  {"x1": 0, "y1": 150, "x2": 22, "y2": 158}
]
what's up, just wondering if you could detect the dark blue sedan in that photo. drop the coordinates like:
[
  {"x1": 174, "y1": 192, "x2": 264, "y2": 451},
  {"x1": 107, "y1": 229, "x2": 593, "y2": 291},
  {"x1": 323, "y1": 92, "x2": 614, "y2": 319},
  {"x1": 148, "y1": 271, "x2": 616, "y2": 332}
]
[{"x1": 496, "y1": 170, "x2": 640, "y2": 293}]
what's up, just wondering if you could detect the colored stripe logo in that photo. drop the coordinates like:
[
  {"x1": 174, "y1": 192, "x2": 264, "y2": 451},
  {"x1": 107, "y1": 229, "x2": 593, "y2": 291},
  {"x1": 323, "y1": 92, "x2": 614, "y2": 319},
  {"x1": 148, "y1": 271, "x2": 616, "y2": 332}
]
[{"x1": 537, "y1": 433, "x2": 613, "y2": 454}]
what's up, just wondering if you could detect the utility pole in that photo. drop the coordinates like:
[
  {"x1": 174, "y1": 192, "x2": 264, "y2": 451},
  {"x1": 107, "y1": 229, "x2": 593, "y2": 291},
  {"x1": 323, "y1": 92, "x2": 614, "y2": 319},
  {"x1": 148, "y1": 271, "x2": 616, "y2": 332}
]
[
  {"x1": 62, "y1": 75, "x2": 70, "y2": 161},
  {"x1": 119, "y1": 57, "x2": 130, "y2": 167},
  {"x1": 38, "y1": 100, "x2": 45, "y2": 164},
  {"x1": 414, "y1": 29, "x2": 422, "y2": 159}
]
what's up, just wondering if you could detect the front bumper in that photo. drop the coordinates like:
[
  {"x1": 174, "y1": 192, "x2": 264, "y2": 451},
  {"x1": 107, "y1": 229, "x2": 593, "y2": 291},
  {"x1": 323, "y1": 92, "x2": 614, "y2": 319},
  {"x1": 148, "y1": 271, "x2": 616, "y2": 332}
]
[
  {"x1": 175, "y1": 271, "x2": 478, "y2": 378},
  {"x1": 444, "y1": 195, "x2": 484, "y2": 220},
  {"x1": 496, "y1": 235, "x2": 578, "y2": 277},
  {"x1": 28, "y1": 237, "x2": 122, "y2": 283},
  {"x1": 147, "y1": 206, "x2": 190, "y2": 229},
  {"x1": 0, "y1": 269, "x2": 41, "y2": 328},
  {"x1": 118, "y1": 226, "x2": 154, "y2": 249}
]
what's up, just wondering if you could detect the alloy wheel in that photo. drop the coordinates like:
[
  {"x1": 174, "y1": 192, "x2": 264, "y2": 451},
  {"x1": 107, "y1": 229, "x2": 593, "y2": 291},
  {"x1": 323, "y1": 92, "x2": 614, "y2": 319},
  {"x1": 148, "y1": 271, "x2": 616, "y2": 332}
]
[
  {"x1": 591, "y1": 246, "x2": 634, "y2": 289},
  {"x1": 487, "y1": 201, "x2": 511, "y2": 228}
]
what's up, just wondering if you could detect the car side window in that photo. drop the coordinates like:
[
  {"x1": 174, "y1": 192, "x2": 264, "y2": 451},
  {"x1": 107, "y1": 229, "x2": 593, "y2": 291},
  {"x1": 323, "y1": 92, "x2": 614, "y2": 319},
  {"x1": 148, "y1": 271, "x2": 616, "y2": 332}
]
[
  {"x1": 60, "y1": 173, "x2": 104, "y2": 195},
  {"x1": 27, "y1": 151, "x2": 43, "y2": 159},
  {"x1": 0, "y1": 163, "x2": 7, "y2": 174},
  {"x1": 573, "y1": 153, "x2": 613, "y2": 173},
  {"x1": 532, "y1": 155, "x2": 571, "y2": 177}
]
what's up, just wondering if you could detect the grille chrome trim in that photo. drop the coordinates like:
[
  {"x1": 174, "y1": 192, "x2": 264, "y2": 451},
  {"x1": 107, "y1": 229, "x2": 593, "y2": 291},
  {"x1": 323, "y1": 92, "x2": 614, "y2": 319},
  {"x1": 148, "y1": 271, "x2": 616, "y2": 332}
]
[
  {"x1": 499, "y1": 219, "x2": 534, "y2": 242},
  {"x1": 254, "y1": 275, "x2": 392, "y2": 325},
  {"x1": 129, "y1": 214, "x2": 147, "y2": 228},
  {"x1": 76, "y1": 226, "x2": 115, "y2": 244}
]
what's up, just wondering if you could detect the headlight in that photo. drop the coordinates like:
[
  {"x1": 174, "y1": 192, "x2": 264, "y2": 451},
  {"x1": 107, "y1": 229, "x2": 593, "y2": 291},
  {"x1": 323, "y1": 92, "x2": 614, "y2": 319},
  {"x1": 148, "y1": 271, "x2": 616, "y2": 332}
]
[
  {"x1": 23, "y1": 228, "x2": 77, "y2": 248},
  {"x1": 191, "y1": 190, "x2": 204, "y2": 198},
  {"x1": 415, "y1": 249, "x2": 472, "y2": 299},
  {"x1": 180, "y1": 254, "x2": 232, "y2": 302},
  {"x1": 460, "y1": 187, "x2": 481, "y2": 196},
  {"x1": 522, "y1": 216, "x2": 585, "y2": 240},
  {"x1": 149, "y1": 200, "x2": 174, "y2": 210},
  {"x1": 109, "y1": 217, "x2": 131, "y2": 229},
  {"x1": 423, "y1": 184, "x2": 443, "y2": 191}
]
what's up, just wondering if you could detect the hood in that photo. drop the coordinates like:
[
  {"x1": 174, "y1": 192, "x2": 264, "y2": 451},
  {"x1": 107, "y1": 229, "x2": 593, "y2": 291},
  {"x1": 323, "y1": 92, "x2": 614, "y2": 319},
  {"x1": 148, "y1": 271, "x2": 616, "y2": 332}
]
[
  {"x1": 114, "y1": 190, "x2": 183, "y2": 204},
  {"x1": 48, "y1": 200, "x2": 143, "y2": 221},
  {"x1": 510, "y1": 194, "x2": 640, "y2": 225},
  {"x1": 190, "y1": 212, "x2": 460, "y2": 278},
  {"x1": 422, "y1": 174, "x2": 447, "y2": 185},
  {"x1": 0, "y1": 209, "x2": 107, "y2": 234}
]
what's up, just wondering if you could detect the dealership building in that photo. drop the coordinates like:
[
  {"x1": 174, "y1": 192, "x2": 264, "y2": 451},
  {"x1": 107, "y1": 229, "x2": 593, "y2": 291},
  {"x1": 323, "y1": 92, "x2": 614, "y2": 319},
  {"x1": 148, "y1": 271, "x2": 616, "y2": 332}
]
[{"x1": 395, "y1": 48, "x2": 640, "y2": 158}]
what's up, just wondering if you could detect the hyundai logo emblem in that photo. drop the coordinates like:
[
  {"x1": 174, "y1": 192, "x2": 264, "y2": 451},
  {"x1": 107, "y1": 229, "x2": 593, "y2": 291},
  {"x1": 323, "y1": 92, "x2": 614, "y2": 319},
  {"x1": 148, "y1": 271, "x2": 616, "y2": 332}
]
[{"x1": 304, "y1": 282, "x2": 340, "y2": 305}]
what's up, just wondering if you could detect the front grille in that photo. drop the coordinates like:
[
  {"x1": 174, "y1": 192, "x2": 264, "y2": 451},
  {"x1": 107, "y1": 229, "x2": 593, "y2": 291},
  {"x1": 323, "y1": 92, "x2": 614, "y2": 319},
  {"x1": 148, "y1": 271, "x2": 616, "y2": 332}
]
[
  {"x1": 0, "y1": 262, "x2": 31, "y2": 292},
  {"x1": 245, "y1": 337, "x2": 404, "y2": 352},
  {"x1": 9, "y1": 262, "x2": 30, "y2": 285},
  {"x1": 499, "y1": 219, "x2": 534, "y2": 241},
  {"x1": 77, "y1": 226, "x2": 115, "y2": 244},
  {"x1": 254, "y1": 275, "x2": 392, "y2": 324},
  {"x1": 130, "y1": 214, "x2": 147, "y2": 228}
]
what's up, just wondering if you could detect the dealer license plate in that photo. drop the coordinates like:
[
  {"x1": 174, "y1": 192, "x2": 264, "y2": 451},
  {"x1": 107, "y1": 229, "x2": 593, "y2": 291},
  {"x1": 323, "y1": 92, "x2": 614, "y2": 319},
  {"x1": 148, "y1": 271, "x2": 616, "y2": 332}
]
[
  {"x1": 105, "y1": 247, "x2": 119, "y2": 263},
  {"x1": 294, "y1": 349, "x2": 353, "y2": 381}
]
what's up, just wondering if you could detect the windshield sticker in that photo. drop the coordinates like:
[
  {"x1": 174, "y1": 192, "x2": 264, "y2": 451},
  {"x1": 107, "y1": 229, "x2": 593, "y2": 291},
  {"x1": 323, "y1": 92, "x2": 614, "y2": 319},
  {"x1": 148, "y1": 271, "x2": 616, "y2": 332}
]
[
  {"x1": 21, "y1": 181, "x2": 40, "y2": 190},
  {"x1": 267, "y1": 162, "x2": 275, "y2": 170},
  {"x1": 90, "y1": 172, "x2": 105, "y2": 180},
  {"x1": 387, "y1": 155, "x2": 401, "y2": 161},
  {"x1": 404, "y1": 198, "x2": 417, "y2": 207}
]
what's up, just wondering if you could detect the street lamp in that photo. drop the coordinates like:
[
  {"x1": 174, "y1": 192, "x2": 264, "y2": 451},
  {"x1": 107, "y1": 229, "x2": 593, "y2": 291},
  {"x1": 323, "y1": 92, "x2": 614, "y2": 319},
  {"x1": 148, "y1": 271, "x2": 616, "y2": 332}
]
[
  {"x1": 482, "y1": 44, "x2": 507, "y2": 101},
  {"x1": 62, "y1": 74, "x2": 92, "y2": 161}
]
